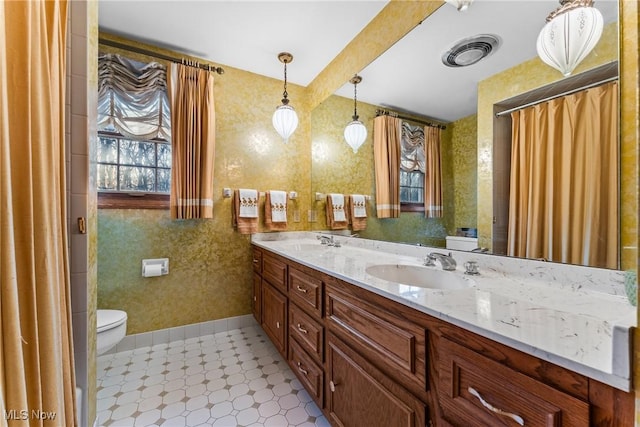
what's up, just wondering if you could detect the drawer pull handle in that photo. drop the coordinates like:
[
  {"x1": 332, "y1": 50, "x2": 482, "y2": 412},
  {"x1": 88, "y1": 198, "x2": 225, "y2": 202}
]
[
  {"x1": 329, "y1": 380, "x2": 339, "y2": 392},
  {"x1": 253, "y1": 259, "x2": 259, "y2": 264},
  {"x1": 296, "y1": 323, "x2": 308, "y2": 334},
  {"x1": 296, "y1": 285, "x2": 308, "y2": 293},
  {"x1": 468, "y1": 387, "x2": 524, "y2": 426},
  {"x1": 276, "y1": 321, "x2": 280, "y2": 329},
  {"x1": 296, "y1": 362, "x2": 308, "y2": 375}
]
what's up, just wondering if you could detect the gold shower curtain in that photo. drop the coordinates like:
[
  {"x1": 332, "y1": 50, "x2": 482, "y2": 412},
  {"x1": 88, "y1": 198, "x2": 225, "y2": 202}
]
[
  {"x1": 424, "y1": 126, "x2": 442, "y2": 218},
  {"x1": 373, "y1": 116, "x2": 402, "y2": 218},
  {"x1": 1, "y1": 1, "x2": 76, "y2": 425},
  {"x1": 508, "y1": 81, "x2": 618, "y2": 268},
  {"x1": 168, "y1": 63, "x2": 216, "y2": 219}
]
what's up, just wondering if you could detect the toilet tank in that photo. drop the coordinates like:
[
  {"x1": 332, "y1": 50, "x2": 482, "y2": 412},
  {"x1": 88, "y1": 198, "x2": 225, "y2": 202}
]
[{"x1": 446, "y1": 236, "x2": 478, "y2": 251}]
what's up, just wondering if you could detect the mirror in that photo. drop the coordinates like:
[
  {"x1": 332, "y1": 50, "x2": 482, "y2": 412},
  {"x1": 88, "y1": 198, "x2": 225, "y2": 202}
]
[{"x1": 310, "y1": 0, "x2": 633, "y2": 270}]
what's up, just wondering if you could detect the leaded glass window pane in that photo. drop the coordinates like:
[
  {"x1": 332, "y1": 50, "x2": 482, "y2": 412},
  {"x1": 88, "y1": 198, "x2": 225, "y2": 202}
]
[
  {"x1": 157, "y1": 168, "x2": 171, "y2": 193},
  {"x1": 157, "y1": 143, "x2": 171, "y2": 168},
  {"x1": 119, "y1": 166, "x2": 155, "y2": 192},
  {"x1": 120, "y1": 140, "x2": 156, "y2": 166},
  {"x1": 97, "y1": 164, "x2": 117, "y2": 190},
  {"x1": 97, "y1": 137, "x2": 118, "y2": 163}
]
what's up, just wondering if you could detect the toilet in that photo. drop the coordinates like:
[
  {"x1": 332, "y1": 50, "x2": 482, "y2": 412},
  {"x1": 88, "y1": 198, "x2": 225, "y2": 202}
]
[
  {"x1": 445, "y1": 236, "x2": 478, "y2": 251},
  {"x1": 97, "y1": 309, "x2": 127, "y2": 355}
]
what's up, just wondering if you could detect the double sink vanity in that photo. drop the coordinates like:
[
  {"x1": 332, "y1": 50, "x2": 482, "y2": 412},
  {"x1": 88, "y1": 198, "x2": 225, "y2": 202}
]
[{"x1": 250, "y1": 231, "x2": 635, "y2": 426}]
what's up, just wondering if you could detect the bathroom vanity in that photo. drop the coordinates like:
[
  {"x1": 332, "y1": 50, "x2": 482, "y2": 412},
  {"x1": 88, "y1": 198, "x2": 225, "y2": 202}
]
[{"x1": 251, "y1": 232, "x2": 635, "y2": 426}]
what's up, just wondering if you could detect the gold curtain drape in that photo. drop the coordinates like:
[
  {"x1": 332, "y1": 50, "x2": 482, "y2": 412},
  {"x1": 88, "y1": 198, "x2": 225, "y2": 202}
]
[
  {"x1": 1, "y1": 1, "x2": 76, "y2": 425},
  {"x1": 168, "y1": 63, "x2": 216, "y2": 219},
  {"x1": 373, "y1": 116, "x2": 402, "y2": 218},
  {"x1": 507, "y1": 81, "x2": 619, "y2": 268},
  {"x1": 424, "y1": 126, "x2": 442, "y2": 218}
]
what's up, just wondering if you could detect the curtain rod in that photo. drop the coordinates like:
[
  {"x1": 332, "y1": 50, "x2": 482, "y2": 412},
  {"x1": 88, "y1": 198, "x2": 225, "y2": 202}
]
[
  {"x1": 375, "y1": 109, "x2": 446, "y2": 130},
  {"x1": 495, "y1": 76, "x2": 617, "y2": 117},
  {"x1": 99, "y1": 38, "x2": 225, "y2": 75}
]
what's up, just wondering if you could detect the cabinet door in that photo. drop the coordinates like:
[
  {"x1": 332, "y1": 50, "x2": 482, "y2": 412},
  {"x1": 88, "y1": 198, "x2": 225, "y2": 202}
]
[
  {"x1": 252, "y1": 273, "x2": 262, "y2": 323},
  {"x1": 261, "y1": 281, "x2": 287, "y2": 356},
  {"x1": 327, "y1": 334, "x2": 426, "y2": 427}
]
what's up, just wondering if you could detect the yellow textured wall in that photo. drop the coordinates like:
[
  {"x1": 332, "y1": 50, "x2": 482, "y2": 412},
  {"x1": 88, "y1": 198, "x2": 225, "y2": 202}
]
[
  {"x1": 450, "y1": 114, "x2": 478, "y2": 230},
  {"x1": 311, "y1": 94, "x2": 453, "y2": 246},
  {"x1": 475, "y1": 22, "x2": 627, "y2": 256},
  {"x1": 98, "y1": 39, "x2": 312, "y2": 334}
]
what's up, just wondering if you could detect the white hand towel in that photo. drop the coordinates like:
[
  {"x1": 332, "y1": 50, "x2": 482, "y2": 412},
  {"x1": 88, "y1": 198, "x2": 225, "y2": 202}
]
[
  {"x1": 239, "y1": 189, "x2": 258, "y2": 218},
  {"x1": 329, "y1": 193, "x2": 347, "y2": 222},
  {"x1": 269, "y1": 190, "x2": 288, "y2": 222},
  {"x1": 351, "y1": 194, "x2": 367, "y2": 218}
]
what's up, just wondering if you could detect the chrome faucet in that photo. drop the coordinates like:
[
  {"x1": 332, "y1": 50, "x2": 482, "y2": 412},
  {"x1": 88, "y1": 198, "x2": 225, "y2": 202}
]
[
  {"x1": 317, "y1": 234, "x2": 341, "y2": 247},
  {"x1": 425, "y1": 252, "x2": 457, "y2": 271}
]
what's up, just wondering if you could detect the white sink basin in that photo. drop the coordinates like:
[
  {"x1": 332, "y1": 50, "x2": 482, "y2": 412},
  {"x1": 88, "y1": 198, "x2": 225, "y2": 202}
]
[
  {"x1": 280, "y1": 243, "x2": 334, "y2": 252},
  {"x1": 365, "y1": 264, "x2": 472, "y2": 290}
]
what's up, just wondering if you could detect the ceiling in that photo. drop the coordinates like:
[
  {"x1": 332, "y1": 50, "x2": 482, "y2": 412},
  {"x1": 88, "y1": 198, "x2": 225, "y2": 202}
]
[{"x1": 99, "y1": 0, "x2": 619, "y2": 123}]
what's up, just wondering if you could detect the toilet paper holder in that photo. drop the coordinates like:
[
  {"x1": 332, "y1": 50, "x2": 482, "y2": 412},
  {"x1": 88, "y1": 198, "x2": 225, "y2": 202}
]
[{"x1": 142, "y1": 258, "x2": 169, "y2": 277}]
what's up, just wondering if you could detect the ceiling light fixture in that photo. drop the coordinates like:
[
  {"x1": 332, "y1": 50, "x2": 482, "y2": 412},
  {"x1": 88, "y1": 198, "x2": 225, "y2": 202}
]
[
  {"x1": 442, "y1": 34, "x2": 500, "y2": 67},
  {"x1": 536, "y1": 0, "x2": 603, "y2": 77},
  {"x1": 344, "y1": 75, "x2": 367, "y2": 154},
  {"x1": 272, "y1": 52, "x2": 298, "y2": 142},
  {"x1": 444, "y1": 0, "x2": 473, "y2": 12}
]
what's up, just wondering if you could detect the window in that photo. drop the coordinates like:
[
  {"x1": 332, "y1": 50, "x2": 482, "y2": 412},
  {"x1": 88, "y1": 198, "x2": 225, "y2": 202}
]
[
  {"x1": 97, "y1": 53, "x2": 171, "y2": 208},
  {"x1": 400, "y1": 122, "x2": 425, "y2": 212},
  {"x1": 97, "y1": 133, "x2": 171, "y2": 193}
]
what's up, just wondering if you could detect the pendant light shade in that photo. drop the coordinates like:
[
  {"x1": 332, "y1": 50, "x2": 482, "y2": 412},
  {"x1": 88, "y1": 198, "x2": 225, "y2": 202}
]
[
  {"x1": 444, "y1": 0, "x2": 473, "y2": 12},
  {"x1": 344, "y1": 75, "x2": 367, "y2": 153},
  {"x1": 344, "y1": 120, "x2": 367, "y2": 154},
  {"x1": 536, "y1": 0, "x2": 603, "y2": 77},
  {"x1": 272, "y1": 105, "x2": 298, "y2": 142},
  {"x1": 273, "y1": 52, "x2": 298, "y2": 142}
]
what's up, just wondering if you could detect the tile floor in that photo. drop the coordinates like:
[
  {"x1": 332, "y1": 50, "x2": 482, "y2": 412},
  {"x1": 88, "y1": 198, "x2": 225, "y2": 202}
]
[{"x1": 96, "y1": 325, "x2": 330, "y2": 427}]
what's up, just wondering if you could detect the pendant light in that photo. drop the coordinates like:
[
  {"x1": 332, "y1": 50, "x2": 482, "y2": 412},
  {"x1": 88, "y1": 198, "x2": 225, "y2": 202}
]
[
  {"x1": 272, "y1": 52, "x2": 298, "y2": 142},
  {"x1": 444, "y1": 0, "x2": 473, "y2": 12},
  {"x1": 536, "y1": 0, "x2": 603, "y2": 77},
  {"x1": 344, "y1": 75, "x2": 367, "y2": 154}
]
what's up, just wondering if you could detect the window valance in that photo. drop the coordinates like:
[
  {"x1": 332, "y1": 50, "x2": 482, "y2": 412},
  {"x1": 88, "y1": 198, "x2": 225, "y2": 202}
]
[{"x1": 98, "y1": 53, "x2": 171, "y2": 140}]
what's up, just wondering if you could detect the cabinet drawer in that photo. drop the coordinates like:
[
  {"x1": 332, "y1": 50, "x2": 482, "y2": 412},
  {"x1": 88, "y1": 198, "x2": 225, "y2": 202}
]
[
  {"x1": 289, "y1": 338, "x2": 324, "y2": 408},
  {"x1": 263, "y1": 255, "x2": 287, "y2": 293},
  {"x1": 289, "y1": 304, "x2": 324, "y2": 363},
  {"x1": 326, "y1": 287, "x2": 427, "y2": 391},
  {"x1": 439, "y1": 338, "x2": 589, "y2": 427},
  {"x1": 252, "y1": 248, "x2": 262, "y2": 274},
  {"x1": 289, "y1": 267, "x2": 323, "y2": 318}
]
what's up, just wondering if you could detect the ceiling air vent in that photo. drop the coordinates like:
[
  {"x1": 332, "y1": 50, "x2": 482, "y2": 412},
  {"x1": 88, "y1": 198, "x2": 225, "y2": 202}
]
[{"x1": 442, "y1": 34, "x2": 500, "y2": 67}]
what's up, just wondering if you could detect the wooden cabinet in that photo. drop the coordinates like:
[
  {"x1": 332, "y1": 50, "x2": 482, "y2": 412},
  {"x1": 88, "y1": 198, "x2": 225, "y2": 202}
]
[
  {"x1": 252, "y1": 273, "x2": 261, "y2": 323},
  {"x1": 252, "y1": 245, "x2": 634, "y2": 427},
  {"x1": 326, "y1": 284, "x2": 427, "y2": 395},
  {"x1": 327, "y1": 333, "x2": 427, "y2": 427},
  {"x1": 261, "y1": 281, "x2": 287, "y2": 355},
  {"x1": 439, "y1": 337, "x2": 589, "y2": 426}
]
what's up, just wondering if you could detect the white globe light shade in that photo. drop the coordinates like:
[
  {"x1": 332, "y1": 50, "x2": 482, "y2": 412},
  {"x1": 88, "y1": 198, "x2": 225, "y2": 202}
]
[
  {"x1": 344, "y1": 120, "x2": 367, "y2": 153},
  {"x1": 536, "y1": 6, "x2": 603, "y2": 77},
  {"x1": 444, "y1": 0, "x2": 473, "y2": 12},
  {"x1": 272, "y1": 104, "x2": 298, "y2": 142}
]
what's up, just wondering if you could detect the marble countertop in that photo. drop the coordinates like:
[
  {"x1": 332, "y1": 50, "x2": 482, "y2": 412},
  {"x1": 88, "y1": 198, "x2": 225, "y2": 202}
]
[{"x1": 252, "y1": 232, "x2": 636, "y2": 392}]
